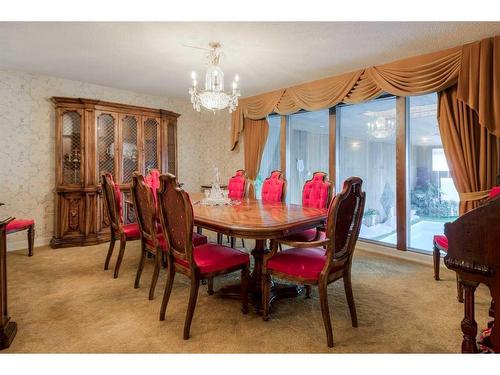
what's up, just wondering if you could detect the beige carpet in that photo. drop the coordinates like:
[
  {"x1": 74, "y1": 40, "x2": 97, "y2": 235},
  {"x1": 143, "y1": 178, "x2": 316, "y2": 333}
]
[{"x1": 2, "y1": 236, "x2": 491, "y2": 353}]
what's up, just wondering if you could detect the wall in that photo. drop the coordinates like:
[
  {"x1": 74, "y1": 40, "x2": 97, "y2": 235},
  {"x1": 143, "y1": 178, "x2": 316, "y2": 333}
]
[{"x1": 0, "y1": 69, "x2": 241, "y2": 250}]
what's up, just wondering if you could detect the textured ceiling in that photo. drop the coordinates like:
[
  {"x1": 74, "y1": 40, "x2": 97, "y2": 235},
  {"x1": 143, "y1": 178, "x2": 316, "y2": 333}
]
[{"x1": 0, "y1": 22, "x2": 499, "y2": 99}]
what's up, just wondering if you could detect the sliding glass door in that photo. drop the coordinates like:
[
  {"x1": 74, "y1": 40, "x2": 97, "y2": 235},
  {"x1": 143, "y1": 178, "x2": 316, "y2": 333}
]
[
  {"x1": 337, "y1": 97, "x2": 397, "y2": 245},
  {"x1": 407, "y1": 93, "x2": 458, "y2": 252}
]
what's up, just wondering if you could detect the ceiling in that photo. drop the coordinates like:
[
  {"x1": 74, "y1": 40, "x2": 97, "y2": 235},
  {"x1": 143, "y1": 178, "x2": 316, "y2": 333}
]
[{"x1": 1, "y1": 22, "x2": 499, "y2": 99}]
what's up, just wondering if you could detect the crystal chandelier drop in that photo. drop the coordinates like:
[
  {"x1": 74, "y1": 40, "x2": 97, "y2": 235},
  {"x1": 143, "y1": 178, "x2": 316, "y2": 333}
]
[
  {"x1": 189, "y1": 42, "x2": 241, "y2": 113},
  {"x1": 366, "y1": 117, "x2": 395, "y2": 139}
]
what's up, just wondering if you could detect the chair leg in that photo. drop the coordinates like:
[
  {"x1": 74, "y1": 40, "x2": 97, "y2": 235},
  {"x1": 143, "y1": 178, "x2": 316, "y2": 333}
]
[
  {"x1": 149, "y1": 253, "x2": 162, "y2": 300},
  {"x1": 433, "y1": 245, "x2": 440, "y2": 280},
  {"x1": 343, "y1": 273, "x2": 358, "y2": 328},
  {"x1": 230, "y1": 236, "x2": 235, "y2": 248},
  {"x1": 113, "y1": 238, "x2": 127, "y2": 279},
  {"x1": 104, "y1": 238, "x2": 116, "y2": 270},
  {"x1": 134, "y1": 244, "x2": 147, "y2": 289},
  {"x1": 183, "y1": 276, "x2": 200, "y2": 340},
  {"x1": 217, "y1": 233, "x2": 223, "y2": 245},
  {"x1": 241, "y1": 264, "x2": 249, "y2": 314},
  {"x1": 159, "y1": 258, "x2": 175, "y2": 321},
  {"x1": 27, "y1": 224, "x2": 35, "y2": 256},
  {"x1": 262, "y1": 273, "x2": 271, "y2": 321},
  {"x1": 318, "y1": 281, "x2": 334, "y2": 348},
  {"x1": 241, "y1": 238, "x2": 245, "y2": 248},
  {"x1": 305, "y1": 285, "x2": 311, "y2": 298},
  {"x1": 456, "y1": 273, "x2": 464, "y2": 303},
  {"x1": 196, "y1": 226, "x2": 202, "y2": 235},
  {"x1": 207, "y1": 277, "x2": 214, "y2": 295}
]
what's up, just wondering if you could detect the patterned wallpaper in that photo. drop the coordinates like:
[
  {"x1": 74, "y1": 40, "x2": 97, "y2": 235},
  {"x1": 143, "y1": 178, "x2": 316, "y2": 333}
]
[{"x1": 0, "y1": 69, "x2": 243, "y2": 250}]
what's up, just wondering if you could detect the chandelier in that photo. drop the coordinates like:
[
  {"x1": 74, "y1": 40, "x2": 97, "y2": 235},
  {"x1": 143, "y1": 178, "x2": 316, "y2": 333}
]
[
  {"x1": 189, "y1": 42, "x2": 241, "y2": 113},
  {"x1": 366, "y1": 117, "x2": 395, "y2": 139}
]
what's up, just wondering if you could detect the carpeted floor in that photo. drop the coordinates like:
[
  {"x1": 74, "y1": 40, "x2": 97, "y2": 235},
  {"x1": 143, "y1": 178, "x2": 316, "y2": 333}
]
[{"x1": 2, "y1": 237, "x2": 491, "y2": 353}]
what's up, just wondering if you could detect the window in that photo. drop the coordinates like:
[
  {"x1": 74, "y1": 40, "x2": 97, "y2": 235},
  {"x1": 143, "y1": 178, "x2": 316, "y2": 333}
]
[
  {"x1": 407, "y1": 93, "x2": 458, "y2": 252},
  {"x1": 286, "y1": 110, "x2": 329, "y2": 204},
  {"x1": 255, "y1": 115, "x2": 281, "y2": 199},
  {"x1": 337, "y1": 97, "x2": 397, "y2": 245}
]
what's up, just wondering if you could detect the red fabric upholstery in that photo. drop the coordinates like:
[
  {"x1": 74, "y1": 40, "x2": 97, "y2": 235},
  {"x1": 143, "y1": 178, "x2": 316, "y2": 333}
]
[
  {"x1": 228, "y1": 170, "x2": 246, "y2": 200},
  {"x1": 281, "y1": 228, "x2": 326, "y2": 243},
  {"x1": 302, "y1": 172, "x2": 331, "y2": 209},
  {"x1": 489, "y1": 186, "x2": 500, "y2": 198},
  {"x1": 261, "y1": 171, "x2": 284, "y2": 202},
  {"x1": 123, "y1": 223, "x2": 140, "y2": 239},
  {"x1": 6, "y1": 219, "x2": 34, "y2": 234},
  {"x1": 267, "y1": 247, "x2": 335, "y2": 280},
  {"x1": 148, "y1": 232, "x2": 208, "y2": 251},
  {"x1": 433, "y1": 234, "x2": 448, "y2": 252},
  {"x1": 145, "y1": 169, "x2": 161, "y2": 208},
  {"x1": 176, "y1": 243, "x2": 249, "y2": 274}
]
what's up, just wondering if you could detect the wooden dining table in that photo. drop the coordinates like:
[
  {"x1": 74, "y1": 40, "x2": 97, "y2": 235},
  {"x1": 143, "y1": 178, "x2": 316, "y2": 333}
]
[{"x1": 190, "y1": 193, "x2": 328, "y2": 312}]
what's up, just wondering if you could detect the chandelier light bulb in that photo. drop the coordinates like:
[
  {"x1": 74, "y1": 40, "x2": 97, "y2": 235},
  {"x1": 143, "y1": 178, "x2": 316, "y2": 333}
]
[
  {"x1": 193, "y1": 79, "x2": 197, "y2": 87},
  {"x1": 191, "y1": 71, "x2": 197, "y2": 80},
  {"x1": 235, "y1": 74, "x2": 240, "y2": 82},
  {"x1": 232, "y1": 81, "x2": 237, "y2": 89}
]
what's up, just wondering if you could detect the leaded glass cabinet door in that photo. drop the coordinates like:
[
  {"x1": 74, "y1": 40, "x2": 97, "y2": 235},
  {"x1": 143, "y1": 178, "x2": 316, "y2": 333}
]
[
  {"x1": 60, "y1": 109, "x2": 83, "y2": 186},
  {"x1": 167, "y1": 121, "x2": 177, "y2": 175},
  {"x1": 120, "y1": 114, "x2": 139, "y2": 183},
  {"x1": 96, "y1": 112, "x2": 118, "y2": 180},
  {"x1": 143, "y1": 117, "x2": 160, "y2": 174}
]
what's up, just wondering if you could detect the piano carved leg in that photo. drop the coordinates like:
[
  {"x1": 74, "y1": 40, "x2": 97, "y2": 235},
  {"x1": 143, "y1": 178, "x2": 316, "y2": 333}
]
[{"x1": 461, "y1": 280, "x2": 479, "y2": 353}]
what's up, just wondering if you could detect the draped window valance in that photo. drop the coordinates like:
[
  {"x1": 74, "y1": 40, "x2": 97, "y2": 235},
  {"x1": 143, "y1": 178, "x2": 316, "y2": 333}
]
[{"x1": 231, "y1": 35, "x2": 500, "y2": 150}]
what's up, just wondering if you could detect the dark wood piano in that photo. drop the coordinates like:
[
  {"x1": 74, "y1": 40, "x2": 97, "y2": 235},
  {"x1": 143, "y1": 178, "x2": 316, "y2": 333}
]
[{"x1": 444, "y1": 194, "x2": 500, "y2": 353}]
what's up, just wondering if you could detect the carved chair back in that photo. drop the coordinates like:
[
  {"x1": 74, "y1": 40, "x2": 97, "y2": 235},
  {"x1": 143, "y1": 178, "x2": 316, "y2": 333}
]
[
  {"x1": 261, "y1": 170, "x2": 287, "y2": 203},
  {"x1": 228, "y1": 169, "x2": 247, "y2": 200},
  {"x1": 131, "y1": 173, "x2": 158, "y2": 251},
  {"x1": 302, "y1": 171, "x2": 332, "y2": 209},
  {"x1": 101, "y1": 173, "x2": 123, "y2": 235},
  {"x1": 157, "y1": 173, "x2": 194, "y2": 265},
  {"x1": 324, "y1": 177, "x2": 365, "y2": 265}
]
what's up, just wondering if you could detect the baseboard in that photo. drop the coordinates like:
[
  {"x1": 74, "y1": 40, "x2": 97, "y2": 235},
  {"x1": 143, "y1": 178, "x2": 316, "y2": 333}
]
[
  {"x1": 6, "y1": 236, "x2": 51, "y2": 252},
  {"x1": 355, "y1": 240, "x2": 433, "y2": 267}
]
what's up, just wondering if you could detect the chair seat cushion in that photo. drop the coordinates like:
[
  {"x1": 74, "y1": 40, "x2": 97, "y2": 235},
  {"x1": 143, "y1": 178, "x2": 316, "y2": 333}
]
[
  {"x1": 267, "y1": 247, "x2": 329, "y2": 280},
  {"x1": 123, "y1": 223, "x2": 140, "y2": 239},
  {"x1": 433, "y1": 235, "x2": 448, "y2": 252},
  {"x1": 148, "y1": 232, "x2": 208, "y2": 252},
  {"x1": 281, "y1": 228, "x2": 326, "y2": 243},
  {"x1": 6, "y1": 219, "x2": 34, "y2": 233},
  {"x1": 490, "y1": 186, "x2": 500, "y2": 198},
  {"x1": 176, "y1": 243, "x2": 249, "y2": 274}
]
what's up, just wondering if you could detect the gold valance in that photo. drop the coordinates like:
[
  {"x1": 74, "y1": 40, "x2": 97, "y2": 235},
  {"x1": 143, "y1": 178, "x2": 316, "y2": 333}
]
[{"x1": 231, "y1": 35, "x2": 500, "y2": 150}]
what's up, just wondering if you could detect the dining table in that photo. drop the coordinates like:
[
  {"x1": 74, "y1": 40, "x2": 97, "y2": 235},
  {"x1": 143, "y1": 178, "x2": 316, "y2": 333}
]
[{"x1": 190, "y1": 193, "x2": 328, "y2": 312}]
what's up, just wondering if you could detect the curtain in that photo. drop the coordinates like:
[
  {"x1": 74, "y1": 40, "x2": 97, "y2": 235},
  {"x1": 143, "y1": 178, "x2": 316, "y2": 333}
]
[
  {"x1": 438, "y1": 85, "x2": 499, "y2": 214},
  {"x1": 244, "y1": 118, "x2": 269, "y2": 198},
  {"x1": 231, "y1": 44, "x2": 464, "y2": 149},
  {"x1": 457, "y1": 35, "x2": 500, "y2": 137}
]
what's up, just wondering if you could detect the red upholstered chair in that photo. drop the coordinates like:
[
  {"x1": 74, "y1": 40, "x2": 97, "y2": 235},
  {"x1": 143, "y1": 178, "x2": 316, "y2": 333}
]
[
  {"x1": 131, "y1": 173, "x2": 207, "y2": 300},
  {"x1": 262, "y1": 177, "x2": 365, "y2": 348},
  {"x1": 144, "y1": 169, "x2": 161, "y2": 208},
  {"x1": 281, "y1": 172, "x2": 332, "y2": 243},
  {"x1": 132, "y1": 173, "x2": 208, "y2": 300},
  {"x1": 6, "y1": 219, "x2": 35, "y2": 256},
  {"x1": 101, "y1": 173, "x2": 140, "y2": 278},
  {"x1": 261, "y1": 170, "x2": 286, "y2": 203},
  {"x1": 226, "y1": 169, "x2": 247, "y2": 248},
  {"x1": 157, "y1": 173, "x2": 250, "y2": 340},
  {"x1": 433, "y1": 185, "x2": 500, "y2": 303}
]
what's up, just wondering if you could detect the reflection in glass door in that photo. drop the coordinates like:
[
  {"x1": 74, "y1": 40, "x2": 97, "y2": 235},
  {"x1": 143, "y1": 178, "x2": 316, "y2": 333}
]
[{"x1": 286, "y1": 110, "x2": 329, "y2": 204}]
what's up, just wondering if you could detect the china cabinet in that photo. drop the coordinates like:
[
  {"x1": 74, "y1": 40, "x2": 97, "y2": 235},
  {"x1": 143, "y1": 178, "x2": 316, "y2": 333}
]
[{"x1": 50, "y1": 97, "x2": 179, "y2": 248}]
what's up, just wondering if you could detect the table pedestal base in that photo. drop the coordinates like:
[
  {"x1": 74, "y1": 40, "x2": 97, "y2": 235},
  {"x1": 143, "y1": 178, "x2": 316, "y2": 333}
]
[
  {"x1": 0, "y1": 321, "x2": 17, "y2": 350},
  {"x1": 218, "y1": 239, "x2": 302, "y2": 313}
]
